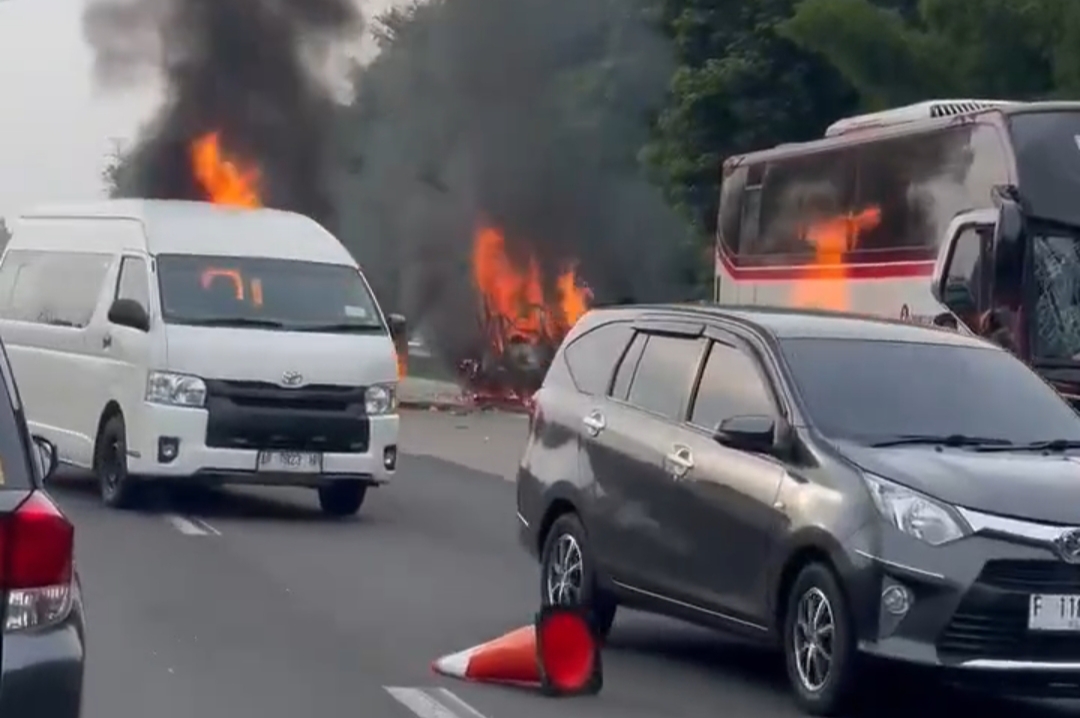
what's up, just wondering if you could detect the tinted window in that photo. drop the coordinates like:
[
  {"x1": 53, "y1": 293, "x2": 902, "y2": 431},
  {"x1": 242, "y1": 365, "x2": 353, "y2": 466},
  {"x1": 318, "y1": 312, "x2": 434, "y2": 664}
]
[
  {"x1": 780, "y1": 338, "x2": 1080, "y2": 444},
  {"x1": 0, "y1": 342, "x2": 34, "y2": 489},
  {"x1": 755, "y1": 150, "x2": 855, "y2": 259},
  {"x1": 156, "y1": 255, "x2": 384, "y2": 330},
  {"x1": 1009, "y1": 111, "x2": 1080, "y2": 226},
  {"x1": 941, "y1": 226, "x2": 985, "y2": 322},
  {"x1": 563, "y1": 322, "x2": 632, "y2": 395},
  {"x1": 0, "y1": 250, "x2": 111, "y2": 328},
  {"x1": 116, "y1": 256, "x2": 150, "y2": 308},
  {"x1": 718, "y1": 165, "x2": 746, "y2": 255},
  {"x1": 690, "y1": 342, "x2": 775, "y2": 429},
  {"x1": 626, "y1": 335, "x2": 706, "y2": 420},
  {"x1": 610, "y1": 331, "x2": 645, "y2": 400},
  {"x1": 853, "y1": 124, "x2": 1007, "y2": 255}
]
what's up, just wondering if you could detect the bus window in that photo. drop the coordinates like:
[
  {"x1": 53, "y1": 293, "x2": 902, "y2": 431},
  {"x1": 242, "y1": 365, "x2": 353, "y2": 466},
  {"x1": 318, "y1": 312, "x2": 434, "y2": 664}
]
[
  {"x1": 756, "y1": 149, "x2": 856, "y2": 260},
  {"x1": 718, "y1": 164, "x2": 747, "y2": 255}
]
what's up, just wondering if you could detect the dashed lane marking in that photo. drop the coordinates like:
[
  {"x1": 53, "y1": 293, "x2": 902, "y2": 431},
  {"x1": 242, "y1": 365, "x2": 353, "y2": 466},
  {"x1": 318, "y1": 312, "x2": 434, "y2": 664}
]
[
  {"x1": 385, "y1": 687, "x2": 489, "y2": 718},
  {"x1": 165, "y1": 514, "x2": 221, "y2": 536}
]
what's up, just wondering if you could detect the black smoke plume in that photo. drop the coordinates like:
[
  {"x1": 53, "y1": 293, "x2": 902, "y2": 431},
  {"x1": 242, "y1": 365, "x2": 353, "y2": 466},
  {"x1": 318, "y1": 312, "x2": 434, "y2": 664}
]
[
  {"x1": 338, "y1": 0, "x2": 694, "y2": 375},
  {"x1": 83, "y1": 0, "x2": 360, "y2": 228}
]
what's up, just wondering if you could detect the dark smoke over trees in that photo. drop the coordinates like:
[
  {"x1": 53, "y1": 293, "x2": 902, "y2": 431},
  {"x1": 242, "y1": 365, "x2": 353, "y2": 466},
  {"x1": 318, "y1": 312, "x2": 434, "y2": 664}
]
[
  {"x1": 84, "y1": 0, "x2": 360, "y2": 230},
  {"x1": 334, "y1": 0, "x2": 698, "y2": 366}
]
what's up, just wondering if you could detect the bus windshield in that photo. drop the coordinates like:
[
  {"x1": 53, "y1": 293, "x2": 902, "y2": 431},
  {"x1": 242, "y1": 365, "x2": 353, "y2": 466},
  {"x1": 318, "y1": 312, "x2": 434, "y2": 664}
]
[
  {"x1": 1009, "y1": 110, "x2": 1080, "y2": 227},
  {"x1": 1031, "y1": 230, "x2": 1080, "y2": 361}
]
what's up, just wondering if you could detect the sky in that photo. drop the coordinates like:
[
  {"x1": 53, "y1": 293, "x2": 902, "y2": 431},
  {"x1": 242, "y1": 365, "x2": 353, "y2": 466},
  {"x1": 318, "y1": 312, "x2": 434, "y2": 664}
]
[{"x1": 0, "y1": 0, "x2": 400, "y2": 220}]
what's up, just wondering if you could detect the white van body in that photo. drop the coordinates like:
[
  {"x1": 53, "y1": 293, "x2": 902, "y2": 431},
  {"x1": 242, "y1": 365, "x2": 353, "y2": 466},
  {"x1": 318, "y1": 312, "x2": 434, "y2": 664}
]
[{"x1": 0, "y1": 199, "x2": 399, "y2": 512}]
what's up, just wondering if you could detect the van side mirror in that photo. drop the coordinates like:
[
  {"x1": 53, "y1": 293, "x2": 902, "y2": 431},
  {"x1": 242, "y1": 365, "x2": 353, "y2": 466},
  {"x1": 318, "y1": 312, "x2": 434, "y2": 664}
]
[
  {"x1": 387, "y1": 313, "x2": 407, "y2": 340},
  {"x1": 714, "y1": 414, "x2": 778, "y2": 454},
  {"x1": 31, "y1": 434, "x2": 57, "y2": 481},
  {"x1": 107, "y1": 298, "x2": 150, "y2": 332}
]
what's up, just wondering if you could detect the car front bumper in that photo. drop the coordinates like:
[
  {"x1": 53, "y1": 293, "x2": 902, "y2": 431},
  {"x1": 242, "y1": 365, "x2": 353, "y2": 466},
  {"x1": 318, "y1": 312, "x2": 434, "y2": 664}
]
[{"x1": 842, "y1": 508, "x2": 1080, "y2": 696}]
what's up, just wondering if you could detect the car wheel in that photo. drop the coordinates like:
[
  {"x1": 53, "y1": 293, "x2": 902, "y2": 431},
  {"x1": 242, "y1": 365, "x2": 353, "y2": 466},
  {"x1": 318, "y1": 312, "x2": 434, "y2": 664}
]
[
  {"x1": 96, "y1": 414, "x2": 141, "y2": 509},
  {"x1": 318, "y1": 481, "x2": 367, "y2": 517},
  {"x1": 540, "y1": 512, "x2": 617, "y2": 640},
  {"x1": 783, "y1": 562, "x2": 860, "y2": 716}
]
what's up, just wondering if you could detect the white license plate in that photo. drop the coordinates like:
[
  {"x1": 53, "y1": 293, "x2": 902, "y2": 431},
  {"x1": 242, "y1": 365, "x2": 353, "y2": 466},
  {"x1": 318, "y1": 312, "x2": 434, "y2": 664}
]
[
  {"x1": 1028, "y1": 594, "x2": 1080, "y2": 631},
  {"x1": 256, "y1": 451, "x2": 322, "y2": 474}
]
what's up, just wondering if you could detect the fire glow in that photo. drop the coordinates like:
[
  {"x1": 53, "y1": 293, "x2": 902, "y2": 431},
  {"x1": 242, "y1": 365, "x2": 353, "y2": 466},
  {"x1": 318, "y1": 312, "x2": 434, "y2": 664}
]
[
  {"x1": 464, "y1": 225, "x2": 591, "y2": 405},
  {"x1": 191, "y1": 132, "x2": 261, "y2": 207},
  {"x1": 791, "y1": 205, "x2": 881, "y2": 311}
]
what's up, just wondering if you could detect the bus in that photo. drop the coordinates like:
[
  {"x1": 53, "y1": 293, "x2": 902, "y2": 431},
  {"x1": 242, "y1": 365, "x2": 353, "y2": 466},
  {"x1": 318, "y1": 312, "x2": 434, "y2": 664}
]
[{"x1": 715, "y1": 99, "x2": 1080, "y2": 403}]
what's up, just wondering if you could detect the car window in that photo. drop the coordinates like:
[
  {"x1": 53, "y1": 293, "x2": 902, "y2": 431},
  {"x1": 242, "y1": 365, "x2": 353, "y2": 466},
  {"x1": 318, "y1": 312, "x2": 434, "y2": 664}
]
[
  {"x1": 779, "y1": 337, "x2": 1080, "y2": 444},
  {"x1": 156, "y1": 254, "x2": 384, "y2": 330},
  {"x1": 0, "y1": 250, "x2": 112, "y2": 328},
  {"x1": 0, "y1": 341, "x2": 34, "y2": 488},
  {"x1": 626, "y1": 335, "x2": 706, "y2": 421},
  {"x1": 610, "y1": 331, "x2": 646, "y2": 400},
  {"x1": 116, "y1": 256, "x2": 151, "y2": 309},
  {"x1": 563, "y1": 321, "x2": 632, "y2": 395},
  {"x1": 690, "y1": 341, "x2": 775, "y2": 429}
]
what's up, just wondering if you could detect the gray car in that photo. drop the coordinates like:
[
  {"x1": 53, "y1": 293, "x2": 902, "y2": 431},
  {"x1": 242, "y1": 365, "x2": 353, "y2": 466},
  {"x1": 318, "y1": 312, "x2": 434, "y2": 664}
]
[
  {"x1": 0, "y1": 339, "x2": 84, "y2": 716},
  {"x1": 517, "y1": 304, "x2": 1080, "y2": 714}
]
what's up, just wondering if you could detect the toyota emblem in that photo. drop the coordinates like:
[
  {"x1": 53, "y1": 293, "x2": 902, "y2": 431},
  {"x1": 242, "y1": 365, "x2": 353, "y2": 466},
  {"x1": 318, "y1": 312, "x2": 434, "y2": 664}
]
[
  {"x1": 281, "y1": 371, "x2": 303, "y2": 387},
  {"x1": 1055, "y1": 528, "x2": 1080, "y2": 563}
]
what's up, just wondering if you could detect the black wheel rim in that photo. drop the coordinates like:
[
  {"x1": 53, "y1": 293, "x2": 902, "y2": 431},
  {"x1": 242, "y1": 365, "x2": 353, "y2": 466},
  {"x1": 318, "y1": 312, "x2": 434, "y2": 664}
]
[{"x1": 103, "y1": 437, "x2": 123, "y2": 493}]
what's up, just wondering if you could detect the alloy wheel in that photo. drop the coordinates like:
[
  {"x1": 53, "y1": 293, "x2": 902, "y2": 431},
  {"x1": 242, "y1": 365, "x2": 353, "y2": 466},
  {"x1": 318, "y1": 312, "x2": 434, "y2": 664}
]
[
  {"x1": 793, "y1": 586, "x2": 835, "y2": 692},
  {"x1": 545, "y1": 533, "x2": 584, "y2": 605}
]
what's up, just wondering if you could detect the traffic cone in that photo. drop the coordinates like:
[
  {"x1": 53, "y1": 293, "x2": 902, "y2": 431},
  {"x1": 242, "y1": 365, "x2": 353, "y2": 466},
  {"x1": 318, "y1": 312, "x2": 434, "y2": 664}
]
[{"x1": 431, "y1": 606, "x2": 602, "y2": 696}]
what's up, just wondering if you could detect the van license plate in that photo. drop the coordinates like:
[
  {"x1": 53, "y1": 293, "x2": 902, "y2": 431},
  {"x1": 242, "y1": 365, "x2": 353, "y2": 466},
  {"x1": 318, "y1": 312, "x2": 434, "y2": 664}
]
[
  {"x1": 257, "y1": 451, "x2": 322, "y2": 474},
  {"x1": 1028, "y1": 595, "x2": 1080, "y2": 631}
]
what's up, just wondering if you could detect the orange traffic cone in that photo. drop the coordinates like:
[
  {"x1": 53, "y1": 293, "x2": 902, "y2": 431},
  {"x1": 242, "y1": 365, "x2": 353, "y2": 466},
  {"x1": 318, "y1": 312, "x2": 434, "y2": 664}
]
[{"x1": 431, "y1": 607, "x2": 602, "y2": 696}]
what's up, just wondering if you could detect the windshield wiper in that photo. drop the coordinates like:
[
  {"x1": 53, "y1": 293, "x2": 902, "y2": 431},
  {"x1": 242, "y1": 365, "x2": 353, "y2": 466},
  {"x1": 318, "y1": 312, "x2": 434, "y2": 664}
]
[
  {"x1": 293, "y1": 322, "x2": 386, "y2": 333},
  {"x1": 868, "y1": 434, "x2": 1014, "y2": 448},
  {"x1": 980, "y1": 438, "x2": 1080, "y2": 453},
  {"x1": 180, "y1": 317, "x2": 286, "y2": 328}
]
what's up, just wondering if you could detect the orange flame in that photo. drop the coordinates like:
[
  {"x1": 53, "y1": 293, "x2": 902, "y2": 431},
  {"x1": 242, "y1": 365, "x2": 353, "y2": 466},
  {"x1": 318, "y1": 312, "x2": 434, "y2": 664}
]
[
  {"x1": 472, "y1": 225, "x2": 591, "y2": 356},
  {"x1": 791, "y1": 206, "x2": 881, "y2": 311},
  {"x1": 191, "y1": 132, "x2": 261, "y2": 207}
]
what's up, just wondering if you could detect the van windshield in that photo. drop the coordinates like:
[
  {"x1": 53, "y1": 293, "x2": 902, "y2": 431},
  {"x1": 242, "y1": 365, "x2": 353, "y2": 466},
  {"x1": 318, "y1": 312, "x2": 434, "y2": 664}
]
[{"x1": 156, "y1": 254, "x2": 386, "y2": 332}]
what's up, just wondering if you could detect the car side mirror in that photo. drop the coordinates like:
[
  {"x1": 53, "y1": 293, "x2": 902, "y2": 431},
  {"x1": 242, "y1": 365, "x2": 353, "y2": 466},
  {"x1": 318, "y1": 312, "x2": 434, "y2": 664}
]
[
  {"x1": 107, "y1": 298, "x2": 150, "y2": 332},
  {"x1": 31, "y1": 434, "x2": 57, "y2": 481},
  {"x1": 714, "y1": 414, "x2": 778, "y2": 454},
  {"x1": 387, "y1": 313, "x2": 407, "y2": 340},
  {"x1": 993, "y1": 199, "x2": 1024, "y2": 268}
]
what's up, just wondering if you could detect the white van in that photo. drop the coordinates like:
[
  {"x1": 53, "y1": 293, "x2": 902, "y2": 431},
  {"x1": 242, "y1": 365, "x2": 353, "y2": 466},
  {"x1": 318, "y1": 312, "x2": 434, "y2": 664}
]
[{"x1": 0, "y1": 199, "x2": 403, "y2": 516}]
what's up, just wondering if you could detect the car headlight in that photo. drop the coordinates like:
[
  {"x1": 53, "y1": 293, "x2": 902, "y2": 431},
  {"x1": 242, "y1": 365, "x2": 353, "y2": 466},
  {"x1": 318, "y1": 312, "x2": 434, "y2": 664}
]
[
  {"x1": 146, "y1": 371, "x2": 207, "y2": 407},
  {"x1": 364, "y1": 383, "x2": 396, "y2": 415},
  {"x1": 863, "y1": 474, "x2": 969, "y2": 546}
]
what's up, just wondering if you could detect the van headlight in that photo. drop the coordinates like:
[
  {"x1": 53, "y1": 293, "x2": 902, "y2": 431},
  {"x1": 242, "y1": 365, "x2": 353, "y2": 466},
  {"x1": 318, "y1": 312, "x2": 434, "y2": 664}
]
[
  {"x1": 364, "y1": 383, "x2": 396, "y2": 415},
  {"x1": 863, "y1": 474, "x2": 969, "y2": 546},
  {"x1": 146, "y1": 371, "x2": 207, "y2": 407}
]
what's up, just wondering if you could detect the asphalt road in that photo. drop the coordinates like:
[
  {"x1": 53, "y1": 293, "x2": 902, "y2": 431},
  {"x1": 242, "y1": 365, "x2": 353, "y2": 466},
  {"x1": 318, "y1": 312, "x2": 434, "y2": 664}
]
[{"x1": 46, "y1": 409, "x2": 1079, "y2": 718}]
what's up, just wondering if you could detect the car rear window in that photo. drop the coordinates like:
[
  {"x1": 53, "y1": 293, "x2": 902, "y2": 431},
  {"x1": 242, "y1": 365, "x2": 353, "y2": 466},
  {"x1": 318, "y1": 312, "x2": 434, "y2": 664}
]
[
  {"x1": 779, "y1": 337, "x2": 1080, "y2": 445},
  {"x1": 0, "y1": 341, "x2": 35, "y2": 488}
]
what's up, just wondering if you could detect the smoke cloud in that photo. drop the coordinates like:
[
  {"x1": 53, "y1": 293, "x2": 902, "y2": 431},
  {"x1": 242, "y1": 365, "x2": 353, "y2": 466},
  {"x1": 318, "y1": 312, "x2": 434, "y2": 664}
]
[
  {"x1": 83, "y1": 0, "x2": 360, "y2": 228},
  {"x1": 338, "y1": 0, "x2": 692, "y2": 368}
]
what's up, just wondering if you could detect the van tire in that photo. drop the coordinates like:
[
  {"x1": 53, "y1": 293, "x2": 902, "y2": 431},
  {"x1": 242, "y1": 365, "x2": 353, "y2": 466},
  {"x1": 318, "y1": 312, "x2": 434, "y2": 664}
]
[
  {"x1": 318, "y1": 481, "x2": 367, "y2": 516},
  {"x1": 96, "y1": 414, "x2": 141, "y2": 509}
]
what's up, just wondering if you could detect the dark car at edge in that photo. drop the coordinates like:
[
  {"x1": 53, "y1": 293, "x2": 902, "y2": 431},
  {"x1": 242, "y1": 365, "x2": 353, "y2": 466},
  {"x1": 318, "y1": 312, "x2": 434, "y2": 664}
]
[
  {"x1": 517, "y1": 304, "x2": 1080, "y2": 714},
  {"x1": 0, "y1": 337, "x2": 84, "y2": 716}
]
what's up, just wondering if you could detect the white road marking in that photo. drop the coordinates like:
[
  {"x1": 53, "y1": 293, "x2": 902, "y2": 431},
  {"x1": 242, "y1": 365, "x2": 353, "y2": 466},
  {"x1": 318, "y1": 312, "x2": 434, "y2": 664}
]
[
  {"x1": 165, "y1": 514, "x2": 219, "y2": 536},
  {"x1": 385, "y1": 687, "x2": 489, "y2": 718}
]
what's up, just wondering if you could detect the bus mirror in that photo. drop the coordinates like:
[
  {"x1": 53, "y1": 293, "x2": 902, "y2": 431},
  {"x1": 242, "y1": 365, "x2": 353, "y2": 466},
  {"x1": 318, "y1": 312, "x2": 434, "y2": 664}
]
[{"x1": 993, "y1": 201, "x2": 1024, "y2": 263}]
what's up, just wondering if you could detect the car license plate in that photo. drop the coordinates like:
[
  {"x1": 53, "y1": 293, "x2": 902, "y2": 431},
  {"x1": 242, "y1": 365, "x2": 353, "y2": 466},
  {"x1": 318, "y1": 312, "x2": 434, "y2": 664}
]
[
  {"x1": 256, "y1": 451, "x2": 322, "y2": 474},
  {"x1": 1029, "y1": 594, "x2": 1080, "y2": 631}
]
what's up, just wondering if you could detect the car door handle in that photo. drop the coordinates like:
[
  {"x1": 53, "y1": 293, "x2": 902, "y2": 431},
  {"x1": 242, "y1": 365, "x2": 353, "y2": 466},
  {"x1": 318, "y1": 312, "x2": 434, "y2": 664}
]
[
  {"x1": 665, "y1": 445, "x2": 694, "y2": 479},
  {"x1": 582, "y1": 411, "x2": 606, "y2": 436},
  {"x1": 102, "y1": 334, "x2": 113, "y2": 349}
]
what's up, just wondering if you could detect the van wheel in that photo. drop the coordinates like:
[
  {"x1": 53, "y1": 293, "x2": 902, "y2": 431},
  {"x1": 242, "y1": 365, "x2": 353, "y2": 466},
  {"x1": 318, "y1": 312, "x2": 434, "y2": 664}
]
[
  {"x1": 783, "y1": 562, "x2": 860, "y2": 715},
  {"x1": 318, "y1": 481, "x2": 367, "y2": 516},
  {"x1": 540, "y1": 512, "x2": 617, "y2": 640},
  {"x1": 96, "y1": 415, "x2": 140, "y2": 509}
]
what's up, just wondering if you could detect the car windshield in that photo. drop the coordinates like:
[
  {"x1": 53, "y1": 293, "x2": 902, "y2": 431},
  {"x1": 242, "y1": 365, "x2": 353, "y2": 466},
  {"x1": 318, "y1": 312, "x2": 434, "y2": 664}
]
[
  {"x1": 779, "y1": 337, "x2": 1080, "y2": 445},
  {"x1": 156, "y1": 254, "x2": 385, "y2": 331}
]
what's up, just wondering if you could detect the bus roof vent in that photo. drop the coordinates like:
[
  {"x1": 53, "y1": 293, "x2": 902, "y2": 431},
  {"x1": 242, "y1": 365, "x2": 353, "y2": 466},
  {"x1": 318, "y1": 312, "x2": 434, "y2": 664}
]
[{"x1": 824, "y1": 99, "x2": 1018, "y2": 137}]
